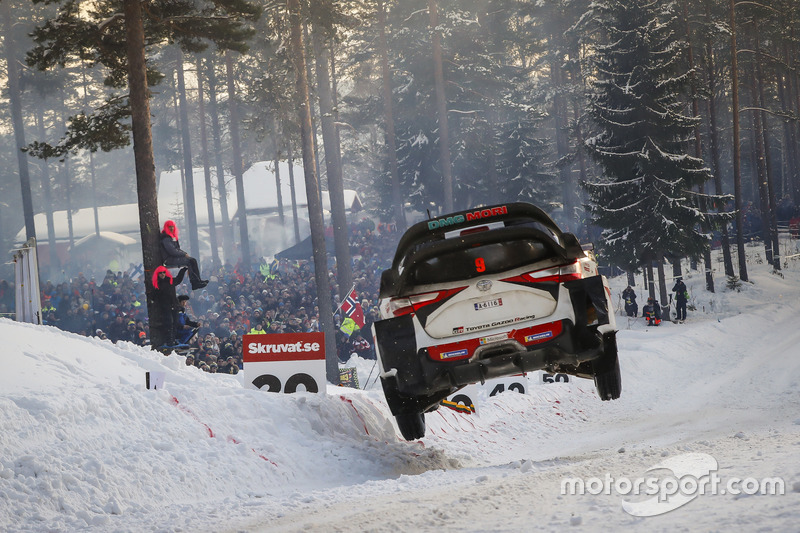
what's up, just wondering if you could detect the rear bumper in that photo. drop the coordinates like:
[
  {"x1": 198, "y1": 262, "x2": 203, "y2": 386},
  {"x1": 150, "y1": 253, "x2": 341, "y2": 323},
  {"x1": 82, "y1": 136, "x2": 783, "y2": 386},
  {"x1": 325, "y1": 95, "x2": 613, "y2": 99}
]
[{"x1": 374, "y1": 275, "x2": 614, "y2": 414}]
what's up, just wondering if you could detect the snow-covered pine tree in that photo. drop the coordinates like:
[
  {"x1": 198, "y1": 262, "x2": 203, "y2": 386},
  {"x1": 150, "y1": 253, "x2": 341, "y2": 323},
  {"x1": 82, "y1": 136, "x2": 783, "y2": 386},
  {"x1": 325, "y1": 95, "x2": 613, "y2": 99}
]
[
  {"x1": 496, "y1": 113, "x2": 559, "y2": 206},
  {"x1": 390, "y1": 0, "x2": 556, "y2": 213},
  {"x1": 582, "y1": 0, "x2": 723, "y2": 272}
]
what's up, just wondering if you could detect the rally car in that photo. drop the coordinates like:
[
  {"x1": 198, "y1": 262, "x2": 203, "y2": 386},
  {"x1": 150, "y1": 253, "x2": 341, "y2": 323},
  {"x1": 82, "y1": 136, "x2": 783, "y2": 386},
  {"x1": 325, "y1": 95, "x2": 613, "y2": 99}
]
[{"x1": 373, "y1": 202, "x2": 621, "y2": 440}]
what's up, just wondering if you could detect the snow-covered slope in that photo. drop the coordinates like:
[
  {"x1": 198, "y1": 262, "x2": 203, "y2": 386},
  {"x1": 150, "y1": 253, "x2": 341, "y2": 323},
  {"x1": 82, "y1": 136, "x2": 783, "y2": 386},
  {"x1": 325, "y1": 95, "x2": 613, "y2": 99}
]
[{"x1": 2, "y1": 247, "x2": 800, "y2": 532}]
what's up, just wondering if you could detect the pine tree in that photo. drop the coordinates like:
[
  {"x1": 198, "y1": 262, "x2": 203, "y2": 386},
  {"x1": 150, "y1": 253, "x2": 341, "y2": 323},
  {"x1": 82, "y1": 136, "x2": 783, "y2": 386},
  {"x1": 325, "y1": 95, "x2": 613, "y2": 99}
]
[
  {"x1": 582, "y1": 0, "x2": 727, "y2": 272},
  {"x1": 25, "y1": 0, "x2": 259, "y2": 348},
  {"x1": 26, "y1": 0, "x2": 260, "y2": 158}
]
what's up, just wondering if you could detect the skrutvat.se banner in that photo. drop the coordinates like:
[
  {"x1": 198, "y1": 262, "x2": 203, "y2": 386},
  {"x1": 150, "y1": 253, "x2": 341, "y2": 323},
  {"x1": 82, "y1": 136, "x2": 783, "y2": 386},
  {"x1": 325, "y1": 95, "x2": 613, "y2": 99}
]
[{"x1": 243, "y1": 333, "x2": 327, "y2": 394}]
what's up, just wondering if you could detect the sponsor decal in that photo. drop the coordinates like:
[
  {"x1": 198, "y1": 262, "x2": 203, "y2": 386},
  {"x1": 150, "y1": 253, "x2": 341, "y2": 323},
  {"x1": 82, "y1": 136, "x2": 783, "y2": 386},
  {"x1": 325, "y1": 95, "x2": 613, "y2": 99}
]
[
  {"x1": 441, "y1": 348, "x2": 470, "y2": 360},
  {"x1": 427, "y1": 205, "x2": 509, "y2": 230},
  {"x1": 465, "y1": 205, "x2": 508, "y2": 222},
  {"x1": 525, "y1": 331, "x2": 554, "y2": 343},
  {"x1": 461, "y1": 314, "x2": 536, "y2": 333},
  {"x1": 244, "y1": 332, "x2": 325, "y2": 362},
  {"x1": 480, "y1": 332, "x2": 508, "y2": 345},
  {"x1": 248, "y1": 341, "x2": 321, "y2": 354},
  {"x1": 428, "y1": 214, "x2": 465, "y2": 230},
  {"x1": 474, "y1": 298, "x2": 502, "y2": 311}
]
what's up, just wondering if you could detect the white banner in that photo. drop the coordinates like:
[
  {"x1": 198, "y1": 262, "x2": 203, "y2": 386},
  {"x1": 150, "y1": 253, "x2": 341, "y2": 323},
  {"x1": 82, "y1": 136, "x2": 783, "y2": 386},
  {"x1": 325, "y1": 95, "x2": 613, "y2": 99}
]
[{"x1": 13, "y1": 238, "x2": 42, "y2": 325}]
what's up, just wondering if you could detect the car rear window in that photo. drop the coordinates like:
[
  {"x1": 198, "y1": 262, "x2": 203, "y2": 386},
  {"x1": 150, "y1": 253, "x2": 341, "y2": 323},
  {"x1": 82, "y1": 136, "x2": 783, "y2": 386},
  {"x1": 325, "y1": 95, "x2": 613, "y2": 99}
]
[{"x1": 408, "y1": 239, "x2": 552, "y2": 285}]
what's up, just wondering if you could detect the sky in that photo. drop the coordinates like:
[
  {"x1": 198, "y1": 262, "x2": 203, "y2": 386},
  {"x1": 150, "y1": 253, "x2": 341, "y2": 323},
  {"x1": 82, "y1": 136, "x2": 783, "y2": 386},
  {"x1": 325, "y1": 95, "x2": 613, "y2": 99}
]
[{"x1": 1, "y1": 242, "x2": 800, "y2": 532}]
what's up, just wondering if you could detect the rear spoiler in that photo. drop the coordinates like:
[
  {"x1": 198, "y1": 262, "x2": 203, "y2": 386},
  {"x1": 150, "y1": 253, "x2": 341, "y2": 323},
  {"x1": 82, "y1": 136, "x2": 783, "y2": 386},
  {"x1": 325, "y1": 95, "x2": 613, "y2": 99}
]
[
  {"x1": 382, "y1": 225, "x2": 586, "y2": 298},
  {"x1": 392, "y1": 203, "x2": 564, "y2": 270}
]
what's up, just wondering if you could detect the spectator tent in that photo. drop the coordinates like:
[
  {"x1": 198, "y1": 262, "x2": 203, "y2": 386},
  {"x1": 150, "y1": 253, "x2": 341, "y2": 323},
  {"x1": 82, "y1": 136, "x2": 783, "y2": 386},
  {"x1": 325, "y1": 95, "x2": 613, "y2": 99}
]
[{"x1": 17, "y1": 161, "x2": 363, "y2": 270}]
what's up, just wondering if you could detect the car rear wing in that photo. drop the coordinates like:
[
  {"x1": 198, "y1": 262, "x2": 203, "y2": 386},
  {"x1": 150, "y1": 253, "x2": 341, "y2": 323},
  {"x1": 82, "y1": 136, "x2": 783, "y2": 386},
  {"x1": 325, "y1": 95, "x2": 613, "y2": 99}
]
[
  {"x1": 393, "y1": 203, "x2": 563, "y2": 267},
  {"x1": 382, "y1": 205, "x2": 587, "y2": 297}
]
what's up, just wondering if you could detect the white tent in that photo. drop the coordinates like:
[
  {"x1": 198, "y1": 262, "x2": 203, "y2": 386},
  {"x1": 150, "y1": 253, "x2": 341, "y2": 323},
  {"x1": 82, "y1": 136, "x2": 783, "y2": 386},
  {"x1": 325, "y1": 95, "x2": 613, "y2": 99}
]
[
  {"x1": 158, "y1": 161, "x2": 363, "y2": 221},
  {"x1": 14, "y1": 204, "x2": 143, "y2": 244},
  {"x1": 71, "y1": 231, "x2": 137, "y2": 248},
  {"x1": 16, "y1": 161, "x2": 363, "y2": 264}
]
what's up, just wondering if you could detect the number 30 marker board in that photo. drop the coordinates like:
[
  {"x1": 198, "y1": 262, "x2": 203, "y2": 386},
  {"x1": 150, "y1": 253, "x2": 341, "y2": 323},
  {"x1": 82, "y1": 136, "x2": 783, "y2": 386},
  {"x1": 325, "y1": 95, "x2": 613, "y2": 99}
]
[{"x1": 243, "y1": 333, "x2": 327, "y2": 394}]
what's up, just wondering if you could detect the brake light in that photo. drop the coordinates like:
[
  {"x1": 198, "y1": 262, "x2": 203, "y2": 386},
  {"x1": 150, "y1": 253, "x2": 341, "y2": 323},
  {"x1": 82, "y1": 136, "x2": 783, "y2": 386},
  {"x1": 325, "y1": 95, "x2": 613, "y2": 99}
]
[
  {"x1": 460, "y1": 225, "x2": 490, "y2": 236},
  {"x1": 388, "y1": 287, "x2": 467, "y2": 317},
  {"x1": 501, "y1": 261, "x2": 584, "y2": 284},
  {"x1": 558, "y1": 261, "x2": 584, "y2": 281}
]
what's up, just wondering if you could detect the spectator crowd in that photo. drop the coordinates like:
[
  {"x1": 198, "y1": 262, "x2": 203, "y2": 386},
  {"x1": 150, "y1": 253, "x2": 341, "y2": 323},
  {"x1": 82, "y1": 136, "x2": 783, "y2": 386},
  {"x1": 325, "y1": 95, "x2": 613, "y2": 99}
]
[{"x1": 0, "y1": 219, "x2": 400, "y2": 374}]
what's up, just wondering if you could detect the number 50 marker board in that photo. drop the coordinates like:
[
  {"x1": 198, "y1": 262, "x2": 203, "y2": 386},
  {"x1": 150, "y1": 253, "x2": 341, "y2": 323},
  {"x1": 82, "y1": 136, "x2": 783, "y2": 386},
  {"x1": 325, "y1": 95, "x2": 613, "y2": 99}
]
[{"x1": 243, "y1": 333, "x2": 327, "y2": 394}]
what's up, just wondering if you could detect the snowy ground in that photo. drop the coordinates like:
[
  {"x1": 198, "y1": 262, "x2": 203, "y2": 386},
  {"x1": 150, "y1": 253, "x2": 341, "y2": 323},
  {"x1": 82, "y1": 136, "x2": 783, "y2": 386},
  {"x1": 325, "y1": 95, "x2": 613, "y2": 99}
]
[{"x1": 2, "y1": 242, "x2": 800, "y2": 532}]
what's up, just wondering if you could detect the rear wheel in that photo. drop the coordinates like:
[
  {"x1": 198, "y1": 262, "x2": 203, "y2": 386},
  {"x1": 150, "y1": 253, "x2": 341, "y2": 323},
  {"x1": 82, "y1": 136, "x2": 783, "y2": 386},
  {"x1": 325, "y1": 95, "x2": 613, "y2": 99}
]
[
  {"x1": 395, "y1": 412, "x2": 426, "y2": 440},
  {"x1": 592, "y1": 332, "x2": 621, "y2": 401}
]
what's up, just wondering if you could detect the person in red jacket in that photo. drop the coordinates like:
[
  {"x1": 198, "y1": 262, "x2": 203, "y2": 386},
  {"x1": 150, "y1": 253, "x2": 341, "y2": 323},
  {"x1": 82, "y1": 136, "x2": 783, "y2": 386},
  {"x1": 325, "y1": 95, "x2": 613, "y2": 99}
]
[{"x1": 160, "y1": 220, "x2": 208, "y2": 290}]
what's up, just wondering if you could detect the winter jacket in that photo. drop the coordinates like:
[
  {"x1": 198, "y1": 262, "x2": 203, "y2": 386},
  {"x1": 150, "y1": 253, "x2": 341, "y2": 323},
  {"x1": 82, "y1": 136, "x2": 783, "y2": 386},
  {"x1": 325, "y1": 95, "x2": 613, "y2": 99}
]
[
  {"x1": 672, "y1": 280, "x2": 688, "y2": 303},
  {"x1": 160, "y1": 220, "x2": 187, "y2": 264},
  {"x1": 152, "y1": 266, "x2": 186, "y2": 310}
]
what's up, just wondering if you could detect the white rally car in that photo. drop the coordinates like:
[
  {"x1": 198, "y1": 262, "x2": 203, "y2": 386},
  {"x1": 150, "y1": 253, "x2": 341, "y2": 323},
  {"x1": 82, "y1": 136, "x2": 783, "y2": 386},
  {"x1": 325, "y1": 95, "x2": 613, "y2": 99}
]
[{"x1": 373, "y1": 203, "x2": 621, "y2": 440}]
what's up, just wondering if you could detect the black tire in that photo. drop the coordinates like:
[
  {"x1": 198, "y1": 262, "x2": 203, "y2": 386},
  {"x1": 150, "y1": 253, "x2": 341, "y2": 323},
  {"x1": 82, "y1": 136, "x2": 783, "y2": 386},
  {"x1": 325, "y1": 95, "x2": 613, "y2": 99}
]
[
  {"x1": 592, "y1": 332, "x2": 622, "y2": 401},
  {"x1": 395, "y1": 412, "x2": 426, "y2": 440}
]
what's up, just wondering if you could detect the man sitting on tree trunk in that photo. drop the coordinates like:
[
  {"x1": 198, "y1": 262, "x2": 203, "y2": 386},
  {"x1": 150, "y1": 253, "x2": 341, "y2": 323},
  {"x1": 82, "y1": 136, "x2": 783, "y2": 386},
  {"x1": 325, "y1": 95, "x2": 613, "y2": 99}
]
[{"x1": 160, "y1": 220, "x2": 208, "y2": 291}]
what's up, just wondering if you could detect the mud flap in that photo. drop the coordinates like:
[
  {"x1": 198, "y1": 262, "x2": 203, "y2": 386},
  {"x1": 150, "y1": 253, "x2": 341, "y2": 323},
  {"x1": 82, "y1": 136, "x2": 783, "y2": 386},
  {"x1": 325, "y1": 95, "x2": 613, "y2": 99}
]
[{"x1": 564, "y1": 276, "x2": 611, "y2": 349}]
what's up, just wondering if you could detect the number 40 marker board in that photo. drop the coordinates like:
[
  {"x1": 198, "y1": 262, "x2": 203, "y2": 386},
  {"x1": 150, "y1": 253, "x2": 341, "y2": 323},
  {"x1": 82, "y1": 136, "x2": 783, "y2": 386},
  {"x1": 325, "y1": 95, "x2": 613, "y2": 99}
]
[{"x1": 243, "y1": 333, "x2": 327, "y2": 394}]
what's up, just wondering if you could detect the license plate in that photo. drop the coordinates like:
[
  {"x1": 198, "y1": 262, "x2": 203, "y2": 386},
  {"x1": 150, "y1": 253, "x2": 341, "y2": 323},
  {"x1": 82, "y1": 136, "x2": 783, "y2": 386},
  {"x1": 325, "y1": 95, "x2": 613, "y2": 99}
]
[
  {"x1": 480, "y1": 332, "x2": 508, "y2": 345},
  {"x1": 474, "y1": 298, "x2": 502, "y2": 311}
]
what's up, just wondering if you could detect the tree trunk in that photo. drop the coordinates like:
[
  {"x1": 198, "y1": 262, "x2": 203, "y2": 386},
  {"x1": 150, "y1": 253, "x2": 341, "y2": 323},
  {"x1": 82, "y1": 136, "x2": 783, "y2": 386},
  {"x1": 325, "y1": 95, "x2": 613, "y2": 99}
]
[
  {"x1": 748, "y1": 60, "x2": 774, "y2": 266},
  {"x1": 287, "y1": 139, "x2": 302, "y2": 243},
  {"x1": 377, "y1": 0, "x2": 407, "y2": 231},
  {"x1": 574, "y1": 100, "x2": 588, "y2": 232},
  {"x1": 196, "y1": 57, "x2": 221, "y2": 268},
  {"x1": 485, "y1": 108, "x2": 500, "y2": 206},
  {"x1": 683, "y1": 0, "x2": 713, "y2": 292},
  {"x1": 645, "y1": 262, "x2": 655, "y2": 300},
  {"x1": 312, "y1": 24, "x2": 353, "y2": 298},
  {"x1": 656, "y1": 259, "x2": 669, "y2": 312},
  {"x1": 122, "y1": 0, "x2": 167, "y2": 349},
  {"x1": 728, "y1": 0, "x2": 749, "y2": 281},
  {"x1": 80, "y1": 61, "x2": 101, "y2": 238},
  {"x1": 206, "y1": 56, "x2": 235, "y2": 264},
  {"x1": 58, "y1": 91, "x2": 75, "y2": 251},
  {"x1": 777, "y1": 63, "x2": 798, "y2": 205},
  {"x1": 288, "y1": 0, "x2": 339, "y2": 385},
  {"x1": 703, "y1": 1, "x2": 735, "y2": 277},
  {"x1": 753, "y1": 30, "x2": 780, "y2": 270},
  {"x1": 176, "y1": 49, "x2": 200, "y2": 259},
  {"x1": 225, "y1": 50, "x2": 251, "y2": 269},
  {"x1": 302, "y1": 23, "x2": 322, "y2": 190},
  {"x1": 61, "y1": 157, "x2": 74, "y2": 250},
  {"x1": 428, "y1": 0, "x2": 454, "y2": 213},
  {"x1": 550, "y1": 32, "x2": 575, "y2": 232},
  {"x1": 788, "y1": 28, "x2": 800, "y2": 205},
  {"x1": 272, "y1": 127, "x2": 286, "y2": 226},
  {"x1": 35, "y1": 107, "x2": 59, "y2": 278},
  {"x1": 3, "y1": 0, "x2": 36, "y2": 242}
]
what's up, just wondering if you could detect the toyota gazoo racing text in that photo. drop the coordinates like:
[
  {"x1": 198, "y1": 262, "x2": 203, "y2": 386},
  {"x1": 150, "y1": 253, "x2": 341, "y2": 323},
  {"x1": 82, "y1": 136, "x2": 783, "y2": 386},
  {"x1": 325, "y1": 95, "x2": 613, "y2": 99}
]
[{"x1": 372, "y1": 203, "x2": 621, "y2": 440}]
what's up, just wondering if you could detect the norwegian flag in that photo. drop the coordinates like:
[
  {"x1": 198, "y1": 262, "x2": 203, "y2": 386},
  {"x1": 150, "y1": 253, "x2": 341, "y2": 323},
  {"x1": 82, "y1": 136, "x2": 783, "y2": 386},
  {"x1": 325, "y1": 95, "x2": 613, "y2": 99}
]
[{"x1": 340, "y1": 289, "x2": 365, "y2": 329}]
